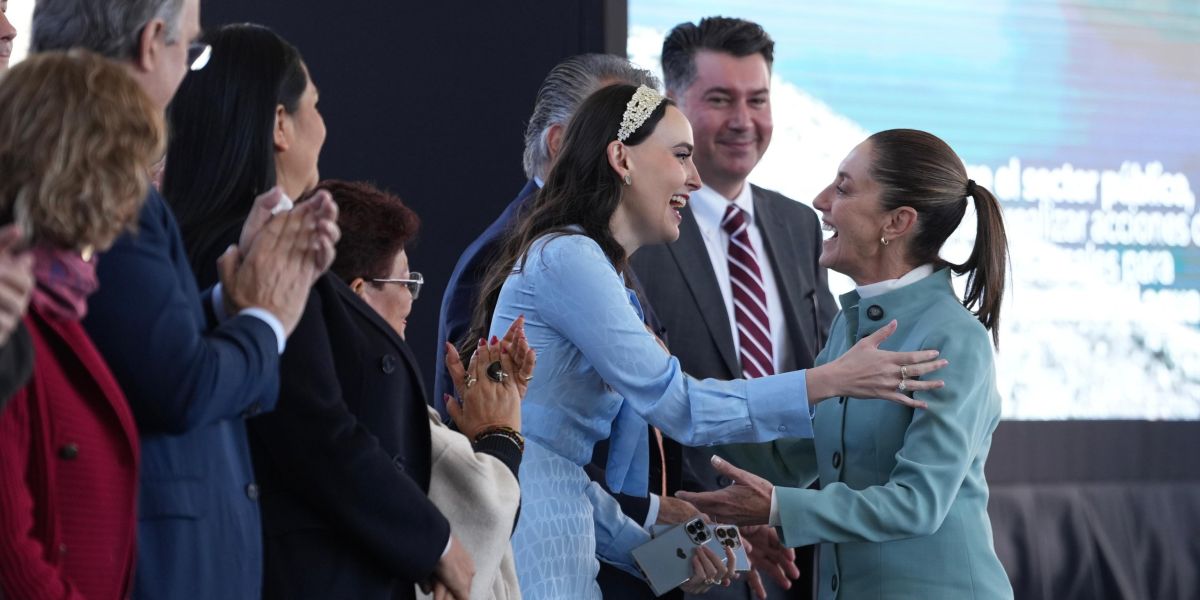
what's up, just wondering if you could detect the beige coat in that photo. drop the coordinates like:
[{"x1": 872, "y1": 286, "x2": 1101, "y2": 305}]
[{"x1": 416, "y1": 408, "x2": 521, "y2": 600}]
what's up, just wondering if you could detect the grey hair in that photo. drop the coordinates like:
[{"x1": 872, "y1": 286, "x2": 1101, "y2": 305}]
[
  {"x1": 522, "y1": 53, "x2": 660, "y2": 181},
  {"x1": 31, "y1": 0, "x2": 185, "y2": 60}
]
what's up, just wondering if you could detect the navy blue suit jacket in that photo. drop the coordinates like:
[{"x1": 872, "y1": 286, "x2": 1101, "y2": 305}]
[{"x1": 84, "y1": 189, "x2": 280, "y2": 599}]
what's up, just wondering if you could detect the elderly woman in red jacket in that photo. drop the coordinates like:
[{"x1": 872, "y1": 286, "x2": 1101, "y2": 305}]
[{"x1": 0, "y1": 51, "x2": 166, "y2": 599}]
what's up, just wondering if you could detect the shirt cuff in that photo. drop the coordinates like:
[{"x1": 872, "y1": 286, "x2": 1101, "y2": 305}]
[
  {"x1": 442, "y1": 536, "x2": 452, "y2": 559},
  {"x1": 239, "y1": 307, "x2": 287, "y2": 354},
  {"x1": 643, "y1": 493, "x2": 661, "y2": 531},
  {"x1": 745, "y1": 369, "x2": 815, "y2": 440},
  {"x1": 769, "y1": 487, "x2": 781, "y2": 526}
]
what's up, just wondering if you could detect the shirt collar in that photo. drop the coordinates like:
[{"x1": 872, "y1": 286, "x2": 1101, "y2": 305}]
[
  {"x1": 690, "y1": 182, "x2": 755, "y2": 231},
  {"x1": 856, "y1": 264, "x2": 936, "y2": 299}
]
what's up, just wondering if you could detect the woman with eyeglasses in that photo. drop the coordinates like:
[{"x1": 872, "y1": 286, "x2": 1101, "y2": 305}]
[
  {"x1": 163, "y1": 25, "x2": 529, "y2": 600},
  {"x1": 318, "y1": 179, "x2": 530, "y2": 599}
]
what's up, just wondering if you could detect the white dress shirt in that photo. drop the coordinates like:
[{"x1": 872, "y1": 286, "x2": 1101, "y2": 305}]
[{"x1": 689, "y1": 183, "x2": 789, "y2": 374}]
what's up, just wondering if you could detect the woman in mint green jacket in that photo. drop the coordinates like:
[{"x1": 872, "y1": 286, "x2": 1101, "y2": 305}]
[{"x1": 681, "y1": 129, "x2": 1014, "y2": 599}]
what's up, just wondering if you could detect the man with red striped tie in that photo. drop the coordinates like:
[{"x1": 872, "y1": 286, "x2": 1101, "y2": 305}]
[{"x1": 631, "y1": 16, "x2": 838, "y2": 600}]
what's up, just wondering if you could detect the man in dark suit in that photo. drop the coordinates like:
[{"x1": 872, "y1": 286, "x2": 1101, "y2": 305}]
[
  {"x1": 434, "y1": 54, "x2": 694, "y2": 598},
  {"x1": 631, "y1": 17, "x2": 838, "y2": 600},
  {"x1": 31, "y1": 1, "x2": 336, "y2": 598}
]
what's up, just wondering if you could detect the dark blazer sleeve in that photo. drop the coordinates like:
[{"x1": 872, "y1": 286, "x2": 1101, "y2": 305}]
[
  {"x1": 0, "y1": 323, "x2": 33, "y2": 410},
  {"x1": 254, "y1": 287, "x2": 451, "y2": 581},
  {"x1": 83, "y1": 191, "x2": 279, "y2": 434},
  {"x1": 433, "y1": 237, "x2": 494, "y2": 419}
]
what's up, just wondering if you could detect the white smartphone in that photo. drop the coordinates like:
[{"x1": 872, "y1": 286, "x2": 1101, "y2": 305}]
[
  {"x1": 632, "y1": 517, "x2": 727, "y2": 597},
  {"x1": 712, "y1": 524, "x2": 751, "y2": 572}
]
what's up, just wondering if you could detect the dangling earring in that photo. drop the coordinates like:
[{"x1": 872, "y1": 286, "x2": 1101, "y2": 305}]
[
  {"x1": 623, "y1": 173, "x2": 632, "y2": 186},
  {"x1": 880, "y1": 236, "x2": 889, "y2": 246}
]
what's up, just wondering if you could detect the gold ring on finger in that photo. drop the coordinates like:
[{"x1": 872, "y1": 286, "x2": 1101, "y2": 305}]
[
  {"x1": 463, "y1": 373, "x2": 477, "y2": 389},
  {"x1": 523, "y1": 374, "x2": 534, "y2": 382},
  {"x1": 899, "y1": 364, "x2": 908, "y2": 379},
  {"x1": 897, "y1": 379, "x2": 908, "y2": 393}
]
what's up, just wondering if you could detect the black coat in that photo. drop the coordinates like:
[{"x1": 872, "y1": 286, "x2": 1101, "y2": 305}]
[{"x1": 252, "y1": 273, "x2": 450, "y2": 600}]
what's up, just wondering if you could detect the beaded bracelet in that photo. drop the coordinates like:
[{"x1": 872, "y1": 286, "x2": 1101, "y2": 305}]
[{"x1": 474, "y1": 426, "x2": 525, "y2": 453}]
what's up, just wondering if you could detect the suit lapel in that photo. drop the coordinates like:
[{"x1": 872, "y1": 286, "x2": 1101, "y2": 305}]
[
  {"x1": 332, "y1": 277, "x2": 428, "y2": 401},
  {"x1": 752, "y1": 187, "x2": 817, "y2": 367},
  {"x1": 668, "y1": 207, "x2": 740, "y2": 376}
]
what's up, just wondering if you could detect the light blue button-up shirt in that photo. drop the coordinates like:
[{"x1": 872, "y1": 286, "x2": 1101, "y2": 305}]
[{"x1": 490, "y1": 232, "x2": 816, "y2": 495}]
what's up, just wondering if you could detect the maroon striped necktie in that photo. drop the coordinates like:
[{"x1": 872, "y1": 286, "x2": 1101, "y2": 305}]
[{"x1": 721, "y1": 204, "x2": 774, "y2": 378}]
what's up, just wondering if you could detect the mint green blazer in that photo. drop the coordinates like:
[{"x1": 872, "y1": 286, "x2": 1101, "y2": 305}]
[{"x1": 722, "y1": 269, "x2": 1013, "y2": 599}]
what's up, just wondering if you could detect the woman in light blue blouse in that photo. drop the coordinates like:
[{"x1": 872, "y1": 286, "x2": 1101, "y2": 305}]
[{"x1": 466, "y1": 85, "x2": 948, "y2": 599}]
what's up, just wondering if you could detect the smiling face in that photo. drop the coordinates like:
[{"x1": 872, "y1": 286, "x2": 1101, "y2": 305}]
[
  {"x1": 0, "y1": 1, "x2": 16, "y2": 71},
  {"x1": 613, "y1": 105, "x2": 703, "y2": 250},
  {"x1": 673, "y1": 50, "x2": 772, "y2": 199},
  {"x1": 812, "y1": 140, "x2": 892, "y2": 283}
]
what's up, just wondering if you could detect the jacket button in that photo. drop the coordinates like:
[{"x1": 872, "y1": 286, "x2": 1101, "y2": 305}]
[
  {"x1": 381, "y1": 354, "x2": 397, "y2": 374},
  {"x1": 777, "y1": 425, "x2": 786, "y2": 432},
  {"x1": 831, "y1": 573, "x2": 839, "y2": 592},
  {"x1": 832, "y1": 451, "x2": 842, "y2": 469},
  {"x1": 246, "y1": 483, "x2": 259, "y2": 501},
  {"x1": 866, "y1": 305, "x2": 884, "y2": 321},
  {"x1": 393, "y1": 456, "x2": 406, "y2": 472},
  {"x1": 58, "y1": 444, "x2": 79, "y2": 460},
  {"x1": 717, "y1": 476, "x2": 733, "y2": 487}
]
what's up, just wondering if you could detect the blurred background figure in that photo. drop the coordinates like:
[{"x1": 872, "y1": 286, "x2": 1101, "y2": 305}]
[
  {"x1": 0, "y1": 50, "x2": 163, "y2": 600},
  {"x1": 166, "y1": 22, "x2": 323, "y2": 285},
  {"x1": 30, "y1": 2, "x2": 337, "y2": 598},
  {"x1": 164, "y1": 23, "x2": 525, "y2": 599}
]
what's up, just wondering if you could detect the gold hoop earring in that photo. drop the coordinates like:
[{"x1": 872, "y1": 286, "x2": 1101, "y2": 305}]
[
  {"x1": 623, "y1": 173, "x2": 632, "y2": 186},
  {"x1": 880, "y1": 236, "x2": 889, "y2": 246}
]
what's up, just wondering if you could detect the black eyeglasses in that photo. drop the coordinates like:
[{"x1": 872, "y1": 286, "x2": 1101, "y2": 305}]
[
  {"x1": 371, "y1": 272, "x2": 423, "y2": 300},
  {"x1": 187, "y1": 42, "x2": 211, "y2": 71}
]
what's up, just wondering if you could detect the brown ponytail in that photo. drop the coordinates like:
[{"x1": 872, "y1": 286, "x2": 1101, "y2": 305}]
[
  {"x1": 867, "y1": 129, "x2": 1009, "y2": 346},
  {"x1": 954, "y1": 182, "x2": 1007, "y2": 346}
]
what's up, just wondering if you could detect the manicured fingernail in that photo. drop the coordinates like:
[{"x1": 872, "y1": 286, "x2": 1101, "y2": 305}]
[
  {"x1": 443, "y1": 394, "x2": 453, "y2": 404},
  {"x1": 491, "y1": 335, "x2": 499, "y2": 345},
  {"x1": 478, "y1": 338, "x2": 485, "y2": 347},
  {"x1": 501, "y1": 343, "x2": 508, "y2": 354}
]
